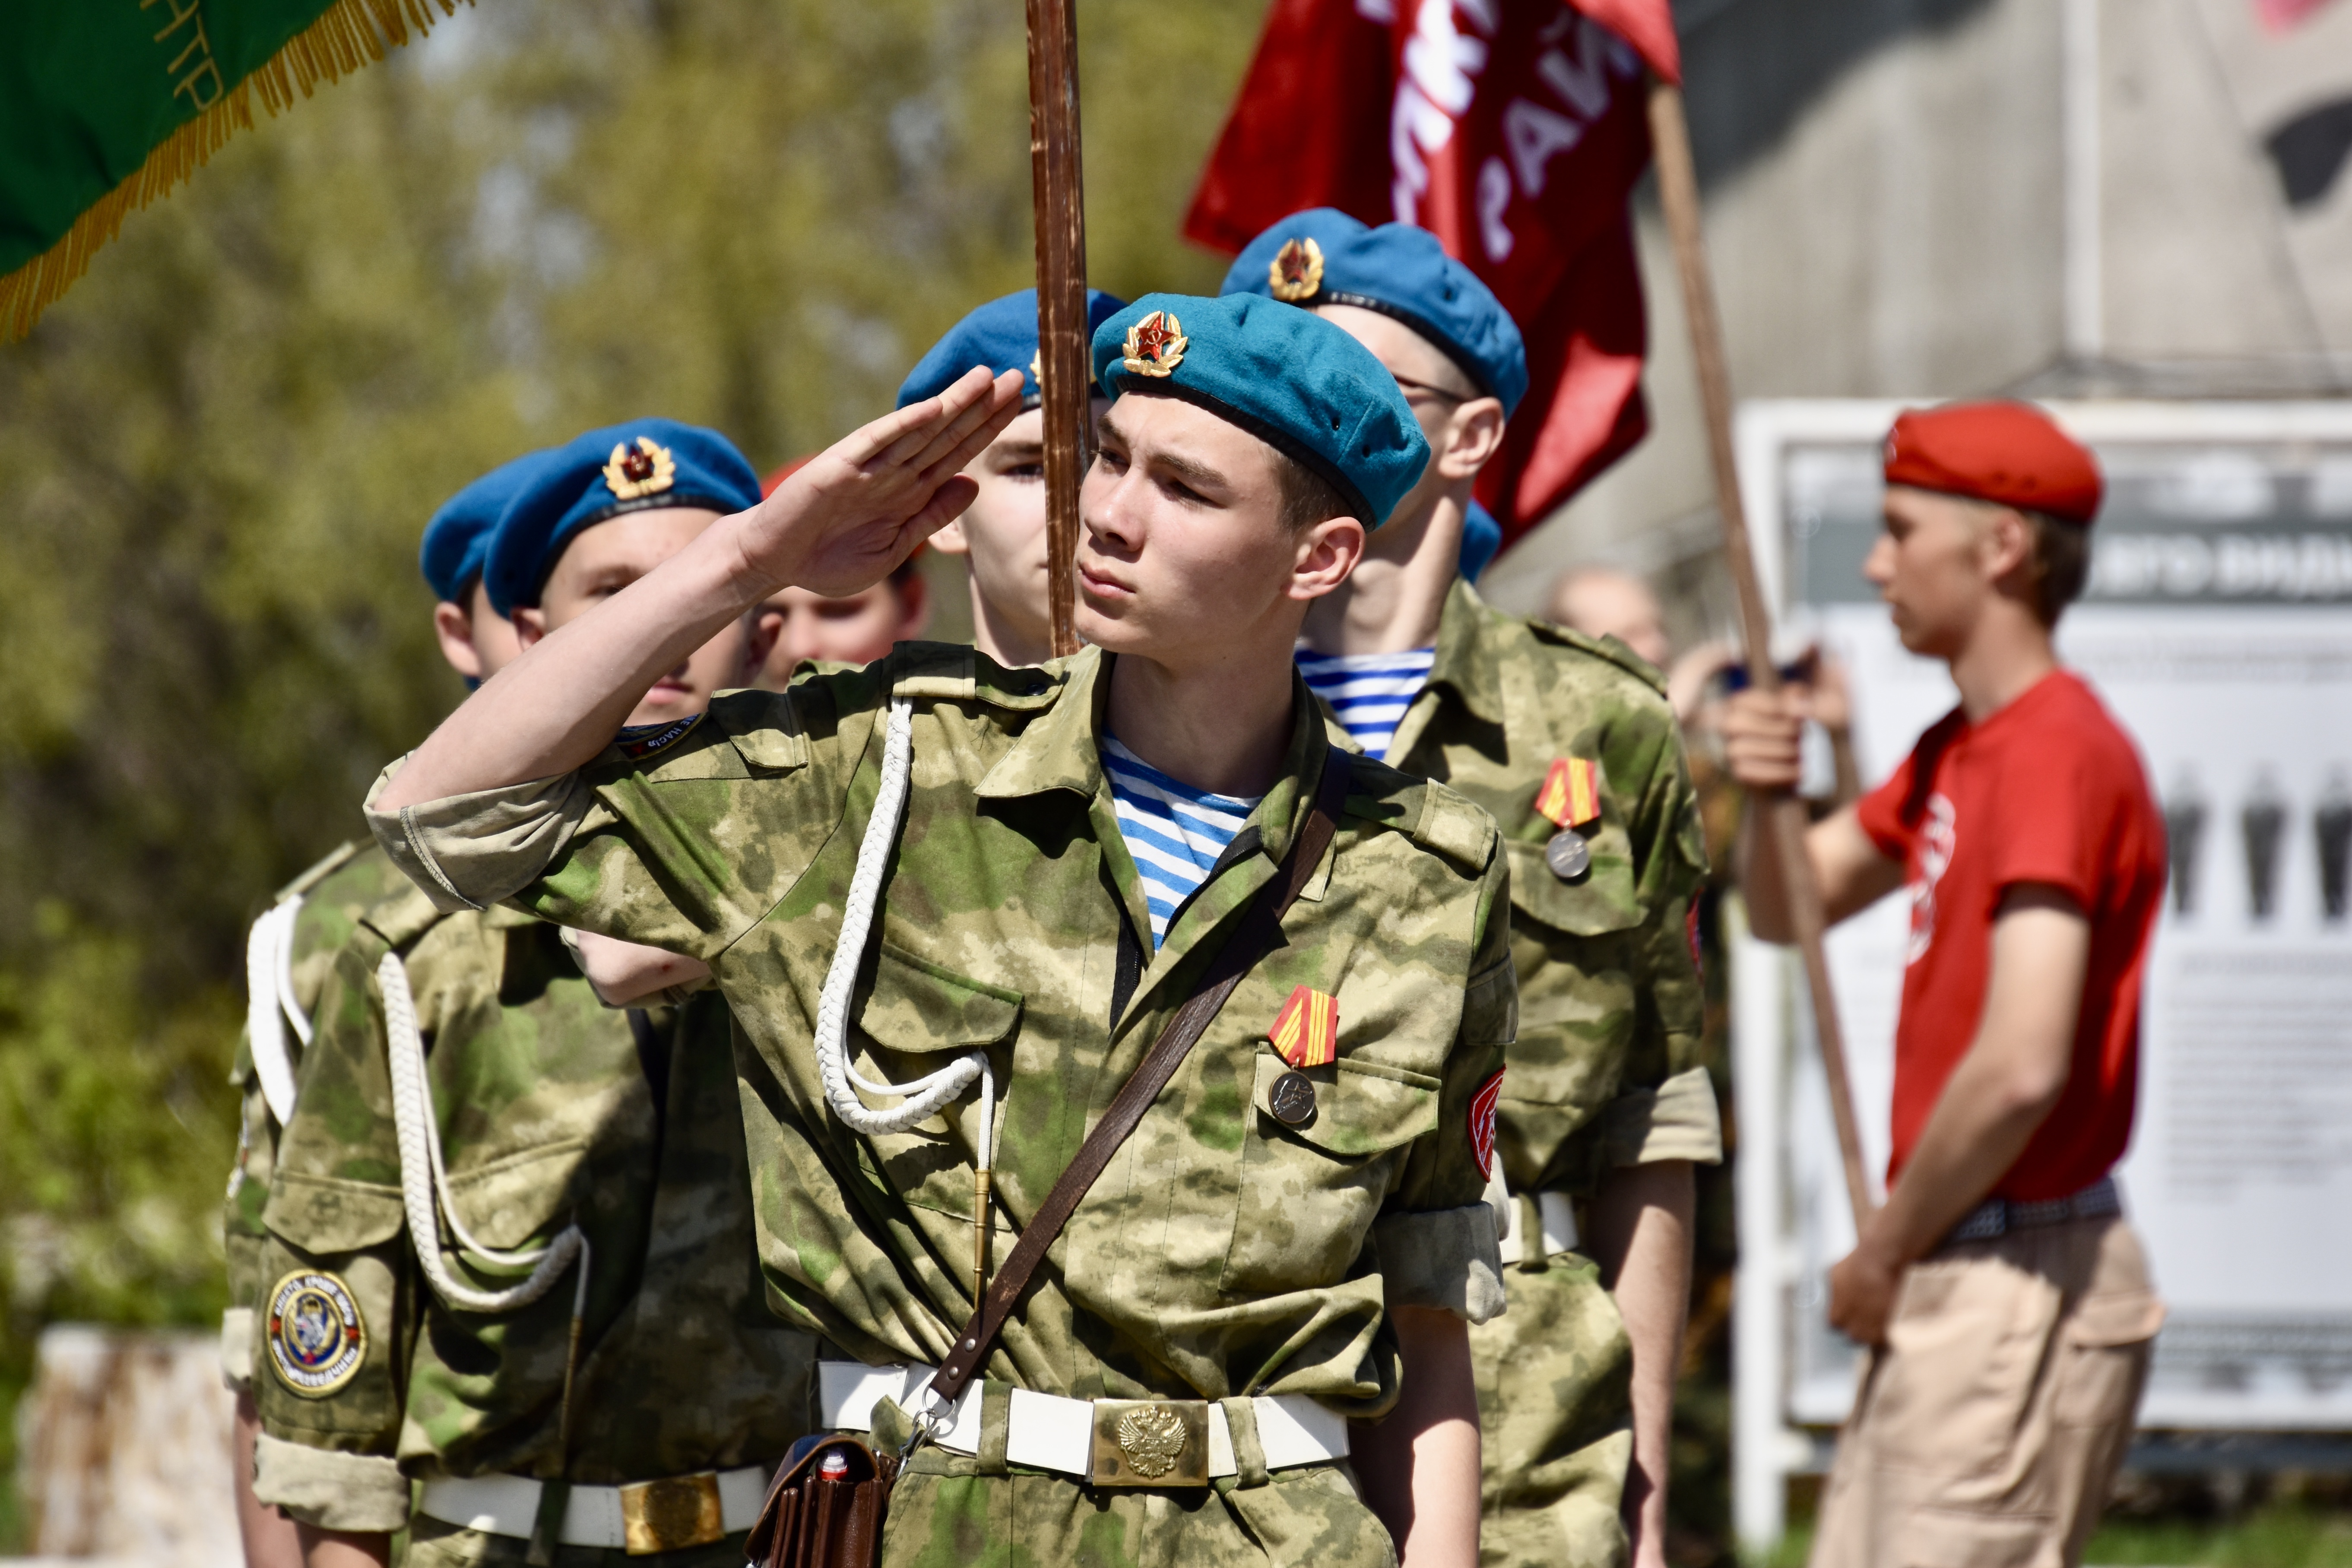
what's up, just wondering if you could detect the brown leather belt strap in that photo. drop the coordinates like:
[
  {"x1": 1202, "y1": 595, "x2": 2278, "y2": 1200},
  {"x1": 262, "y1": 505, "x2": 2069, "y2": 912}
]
[{"x1": 925, "y1": 750, "x2": 1353, "y2": 1408}]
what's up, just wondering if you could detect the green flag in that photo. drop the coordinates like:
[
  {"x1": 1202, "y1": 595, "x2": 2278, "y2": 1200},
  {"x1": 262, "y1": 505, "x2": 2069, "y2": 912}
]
[{"x1": 0, "y1": 0, "x2": 457, "y2": 341}]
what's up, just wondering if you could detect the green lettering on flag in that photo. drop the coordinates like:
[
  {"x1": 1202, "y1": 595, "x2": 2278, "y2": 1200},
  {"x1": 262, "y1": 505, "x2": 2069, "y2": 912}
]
[{"x1": 0, "y1": 0, "x2": 461, "y2": 341}]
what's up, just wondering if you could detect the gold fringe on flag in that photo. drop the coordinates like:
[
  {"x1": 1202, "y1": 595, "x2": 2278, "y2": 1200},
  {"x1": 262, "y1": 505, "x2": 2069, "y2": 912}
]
[{"x1": 0, "y1": 0, "x2": 465, "y2": 343}]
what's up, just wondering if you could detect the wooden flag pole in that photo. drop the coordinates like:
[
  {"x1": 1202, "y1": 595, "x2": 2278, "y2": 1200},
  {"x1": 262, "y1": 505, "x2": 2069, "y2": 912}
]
[
  {"x1": 1027, "y1": 0, "x2": 1089, "y2": 659},
  {"x1": 1648, "y1": 78, "x2": 1874, "y2": 1232}
]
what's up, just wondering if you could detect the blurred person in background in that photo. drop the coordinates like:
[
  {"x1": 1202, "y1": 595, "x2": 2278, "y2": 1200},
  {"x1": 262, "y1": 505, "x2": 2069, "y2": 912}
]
[
  {"x1": 224, "y1": 455, "x2": 546, "y2": 1568},
  {"x1": 1228, "y1": 210, "x2": 1717, "y2": 1568},
  {"x1": 898, "y1": 287, "x2": 1125, "y2": 669},
  {"x1": 248, "y1": 421, "x2": 812, "y2": 1568},
  {"x1": 753, "y1": 458, "x2": 932, "y2": 682},
  {"x1": 1723, "y1": 402, "x2": 2165, "y2": 1568}
]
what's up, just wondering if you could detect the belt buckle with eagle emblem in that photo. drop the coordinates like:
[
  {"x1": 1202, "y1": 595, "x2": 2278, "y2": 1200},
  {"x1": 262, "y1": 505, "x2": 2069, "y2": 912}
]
[{"x1": 1090, "y1": 1398, "x2": 1211, "y2": 1487}]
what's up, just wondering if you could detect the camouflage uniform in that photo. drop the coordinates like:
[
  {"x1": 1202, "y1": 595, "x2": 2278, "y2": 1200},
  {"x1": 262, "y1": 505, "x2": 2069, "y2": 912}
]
[
  {"x1": 1372, "y1": 580, "x2": 1717, "y2": 1568},
  {"x1": 249, "y1": 881, "x2": 814, "y2": 1568},
  {"x1": 224, "y1": 842, "x2": 411, "y2": 1392},
  {"x1": 368, "y1": 643, "x2": 1515, "y2": 1568}
]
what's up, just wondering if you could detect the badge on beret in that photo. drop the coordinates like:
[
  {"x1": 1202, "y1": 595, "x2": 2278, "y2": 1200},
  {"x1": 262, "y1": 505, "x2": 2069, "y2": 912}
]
[
  {"x1": 1469, "y1": 1069, "x2": 1505, "y2": 1180},
  {"x1": 1268, "y1": 238, "x2": 1325, "y2": 303},
  {"x1": 1269, "y1": 984, "x2": 1339, "y2": 1069},
  {"x1": 603, "y1": 436, "x2": 677, "y2": 501},
  {"x1": 267, "y1": 1269, "x2": 367, "y2": 1397},
  {"x1": 1121, "y1": 310, "x2": 1186, "y2": 378}
]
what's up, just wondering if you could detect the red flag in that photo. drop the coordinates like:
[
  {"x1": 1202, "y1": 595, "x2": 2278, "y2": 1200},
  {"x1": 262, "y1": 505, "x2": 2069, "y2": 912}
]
[{"x1": 1184, "y1": 0, "x2": 1676, "y2": 550}]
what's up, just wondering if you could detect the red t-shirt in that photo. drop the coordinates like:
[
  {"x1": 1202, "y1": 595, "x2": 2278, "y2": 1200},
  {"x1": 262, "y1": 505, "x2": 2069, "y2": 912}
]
[{"x1": 1854, "y1": 670, "x2": 2167, "y2": 1202}]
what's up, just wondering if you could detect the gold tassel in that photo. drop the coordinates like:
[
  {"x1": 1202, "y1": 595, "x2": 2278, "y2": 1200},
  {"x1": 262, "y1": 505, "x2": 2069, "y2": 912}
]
[{"x1": 0, "y1": 0, "x2": 467, "y2": 342}]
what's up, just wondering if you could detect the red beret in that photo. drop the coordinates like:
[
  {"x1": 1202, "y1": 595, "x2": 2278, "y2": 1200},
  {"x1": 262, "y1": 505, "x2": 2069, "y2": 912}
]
[{"x1": 1883, "y1": 401, "x2": 2102, "y2": 525}]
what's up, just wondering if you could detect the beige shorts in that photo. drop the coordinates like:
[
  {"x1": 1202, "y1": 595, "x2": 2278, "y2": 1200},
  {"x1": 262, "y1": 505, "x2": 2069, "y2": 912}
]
[{"x1": 1810, "y1": 1214, "x2": 2164, "y2": 1568}]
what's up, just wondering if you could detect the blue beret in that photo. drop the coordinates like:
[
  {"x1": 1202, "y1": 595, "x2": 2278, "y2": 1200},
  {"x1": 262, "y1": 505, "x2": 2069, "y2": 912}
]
[
  {"x1": 898, "y1": 288, "x2": 1129, "y2": 410},
  {"x1": 418, "y1": 451, "x2": 554, "y2": 603},
  {"x1": 485, "y1": 418, "x2": 762, "y2": 614},
  {"x1": 1092, "y1": 293, "x2": 1429, "y2": 528},
  {"x1": 1458, "y1": 500, "x2": 1504, "y2": 583},
  {"x1": 1221, "y1": 209, "x2": 1528, "y2": 417}
]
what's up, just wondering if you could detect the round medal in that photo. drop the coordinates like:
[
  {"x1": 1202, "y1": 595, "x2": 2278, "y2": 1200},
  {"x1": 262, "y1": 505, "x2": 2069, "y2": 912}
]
[
  {"x1": 1544, "y1": 830, "x2": 1592, "y2": 881},
  {"x1": 1268, "y1": 1070, "x2": 1319, "y2": 1128},
  {"x1": 266, "y1": 1269, "x2": 367, "y2": 1397}
]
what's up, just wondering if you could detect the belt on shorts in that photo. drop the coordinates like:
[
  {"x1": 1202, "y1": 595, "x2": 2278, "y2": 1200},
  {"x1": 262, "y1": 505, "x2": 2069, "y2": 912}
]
[
  {"x1": 1945, "y1": 1175, "x2": 2121, "y2": 1245},
  {"x1": 1494, "y1": 1188, "x2": 1580, "y2": 1265},
  {"x1": 416, "y1": 1465, "x2": 771, "y2": 1555},
  {"x1": 818, "y1": 1361, "x2": 1349, "y2": 1488}
]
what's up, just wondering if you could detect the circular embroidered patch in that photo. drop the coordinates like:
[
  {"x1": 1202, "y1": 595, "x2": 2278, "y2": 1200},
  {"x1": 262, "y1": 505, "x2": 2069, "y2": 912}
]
[{"x1": 266, "y1": 1270, "x2": 367, "y2": 1397}]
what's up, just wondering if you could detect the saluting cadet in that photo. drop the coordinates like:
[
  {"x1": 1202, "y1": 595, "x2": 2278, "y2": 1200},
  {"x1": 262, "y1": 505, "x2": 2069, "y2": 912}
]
[
  {"x1": 900, "y1": 287, "x2": 1126, "y2": 668},
  {"x1": 1224, "y1": 212, "x2": 1718, "y2": 1568},
  {"x1": 225, "y1": 458, "x2": 545, "y2": 1568},
  {"x1": 250, "y1": 421, "x2": 812, "y2": 1568},
  {"x1": 366, "y1": 298, "x2": 1514, "y2": 1568}
]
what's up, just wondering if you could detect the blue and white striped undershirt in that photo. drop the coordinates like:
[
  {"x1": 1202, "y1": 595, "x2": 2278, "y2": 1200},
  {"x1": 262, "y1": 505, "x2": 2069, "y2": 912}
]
[
  {"x1": 1293, "y1": 646, "x2": 1438, "y2": 762},
  {"x1": 1101, "y1": 737, "x2": 1261, "y2": 947}
]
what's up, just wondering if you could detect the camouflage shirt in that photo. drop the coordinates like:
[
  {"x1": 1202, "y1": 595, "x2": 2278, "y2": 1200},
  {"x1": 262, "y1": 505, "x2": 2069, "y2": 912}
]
[
  {"x1": 250, "y1": 886, "x2": 812, "y2": 1534},
  {"x1": 224, "y1": 841, "x2": 412, "y2": 1389},
  {"x1": 367, "y1": 644, "x2": 1513, "y2": 1566},
  {"x1": 1377, "y1": 580, "x2": 1717, "y2": 1198}
]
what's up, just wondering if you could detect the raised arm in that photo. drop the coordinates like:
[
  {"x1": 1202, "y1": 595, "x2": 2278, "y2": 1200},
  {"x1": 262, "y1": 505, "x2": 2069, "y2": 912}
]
[{"x1": 377, "y1": 367, "x2": 1023, "y2": 812}]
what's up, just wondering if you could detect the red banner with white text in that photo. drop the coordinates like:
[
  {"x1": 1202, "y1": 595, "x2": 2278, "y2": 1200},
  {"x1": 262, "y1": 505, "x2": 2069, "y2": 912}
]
[{"x1": 1186, "y1": 0, "x2": 1676, "y2": 548}]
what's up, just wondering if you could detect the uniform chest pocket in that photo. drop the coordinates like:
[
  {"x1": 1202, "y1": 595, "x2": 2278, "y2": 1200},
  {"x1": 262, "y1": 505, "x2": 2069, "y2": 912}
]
[
  {"x1": 1219, "y1": 1052, "x2": 1439, "y2": 1297},
  {"x1": 853, "y1": 946, "x2": 1022, "y2": 1197},
  {"x1": 438, "y1": 1138, "x2": 592, "y2": 1252},
  {"x1": 1504, "y1": 826, "x2": 1640, "y2": 937}
]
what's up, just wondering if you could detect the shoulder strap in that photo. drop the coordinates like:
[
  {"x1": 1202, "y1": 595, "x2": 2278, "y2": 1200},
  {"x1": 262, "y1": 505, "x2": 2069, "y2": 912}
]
[{"x1": 927, "y1": 750, "x2": 1353, "y2": 1406}]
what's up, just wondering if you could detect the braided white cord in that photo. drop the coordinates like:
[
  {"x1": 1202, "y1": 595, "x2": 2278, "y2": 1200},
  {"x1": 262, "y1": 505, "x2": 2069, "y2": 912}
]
[
  {"x1": 245, "y1": 901, "x2": 305, "y2": 1125},
  {"x1": 814, "y1": 696, "x2": 996, "y2": 1167},
  {"x1": 379, "y1": 950, "x2": 590, "y2": 1316}
]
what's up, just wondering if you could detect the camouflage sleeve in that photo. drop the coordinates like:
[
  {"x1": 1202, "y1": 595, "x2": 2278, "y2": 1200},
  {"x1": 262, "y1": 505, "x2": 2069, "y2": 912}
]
[
  {"x1": 221, "y1": 1070, "x2": 274, "y2": 1392},
  {"x1": 1371, "y1": 847, "x2": 1512, "y2": 1324},
  {"x1": 250, "y1": 940, "x2": 417, "y2": 1532},
  {"x1": 367, "y1": 684, "x2": 865, "y2": 961},
  {"x1": 1592, "y1": 716, "x2": 1719, "y2": 1169}
]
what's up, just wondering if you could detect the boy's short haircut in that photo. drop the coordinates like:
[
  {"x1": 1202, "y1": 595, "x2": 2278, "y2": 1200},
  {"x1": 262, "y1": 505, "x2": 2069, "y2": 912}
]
[
  {"x1": 1275, "y1": 450, "x2": 1357, "y2": 535},
  {"x1": 2024, "y1": 509, "x2": 2091, "y2": 626}
]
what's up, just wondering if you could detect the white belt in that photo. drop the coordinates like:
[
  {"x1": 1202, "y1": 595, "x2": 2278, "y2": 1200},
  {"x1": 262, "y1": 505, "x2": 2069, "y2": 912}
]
[
  {"x1": 1493, "y1": 1187, "x2": 1579, "y2": 1265},
  {"x1": 418, "y1": 1466, "x2": 770, "y2": 1552},
  {"x1": 818, "y1": 1362, "x2": 1349, "y2": 1482}
]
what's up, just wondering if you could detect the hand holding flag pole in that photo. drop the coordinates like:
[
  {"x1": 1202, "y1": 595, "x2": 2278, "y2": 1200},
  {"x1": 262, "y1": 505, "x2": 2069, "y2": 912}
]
[{"x1": 1646, "y1": 76, "x2": 1874, "y2": 1233}]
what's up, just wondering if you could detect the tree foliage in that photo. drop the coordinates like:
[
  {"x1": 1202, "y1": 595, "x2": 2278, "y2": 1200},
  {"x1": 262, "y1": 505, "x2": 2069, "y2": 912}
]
[{"x1": 0, "y1": 0, "x2": 1264, "y2": 1500}]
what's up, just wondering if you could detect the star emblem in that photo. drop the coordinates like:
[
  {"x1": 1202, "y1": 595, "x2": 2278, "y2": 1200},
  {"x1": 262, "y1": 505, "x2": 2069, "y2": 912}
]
[
  {"x1": 1121, "y1": 310, "x2": 1186, "y2": 378},
  {"x1": 603, "y1": 436, "x2": 677, "y2": 501},
  {"x1": 1268, "y1": 237, "x2": 1325, "y2": 302}
]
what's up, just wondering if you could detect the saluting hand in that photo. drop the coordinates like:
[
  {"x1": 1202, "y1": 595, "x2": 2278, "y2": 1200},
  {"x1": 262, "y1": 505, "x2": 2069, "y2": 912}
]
[{"x1": 742, "y1": 365, "x2": 1026, "y2": 600}]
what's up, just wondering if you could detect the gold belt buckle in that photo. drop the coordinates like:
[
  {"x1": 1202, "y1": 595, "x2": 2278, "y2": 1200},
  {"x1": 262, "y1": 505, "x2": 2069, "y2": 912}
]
[
  {"x1": 1090, "y1": 1398, "x2": 1211, "y2": 1488},
  {"x1": 618, "y1": 1471, "x2": 725, "y2": 1555}
]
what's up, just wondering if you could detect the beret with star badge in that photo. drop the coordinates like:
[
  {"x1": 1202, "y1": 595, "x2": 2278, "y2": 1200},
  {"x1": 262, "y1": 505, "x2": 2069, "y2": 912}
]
[
  {"x1": 1220, "y1": 208, "x2": 1529, "y2": 418},
  {"x1": 484, "y1": 418, "x2": 763, "y2": 614},
  {"x1": 1091, "y1": 291, "x2": 1430, "y2": 528}
]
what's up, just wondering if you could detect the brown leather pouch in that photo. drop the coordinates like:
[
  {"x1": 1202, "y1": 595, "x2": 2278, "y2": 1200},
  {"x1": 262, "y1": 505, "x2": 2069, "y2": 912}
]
[{"x1": 745, "y1": 1435, "x2": 900, "y2": 1568}]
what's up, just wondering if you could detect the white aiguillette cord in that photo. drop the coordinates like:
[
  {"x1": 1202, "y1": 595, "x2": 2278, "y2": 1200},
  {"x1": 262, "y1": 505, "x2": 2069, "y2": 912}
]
[
  {"x1": 245, "y1": 898, "x2": 313, "y2": 1126},
  {"x1": 378, "y1": 949, "x2": 593, "y2": 1448},
  {"x1": 812, "y1": 694, "x2": 998, "y2": 1302}
]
